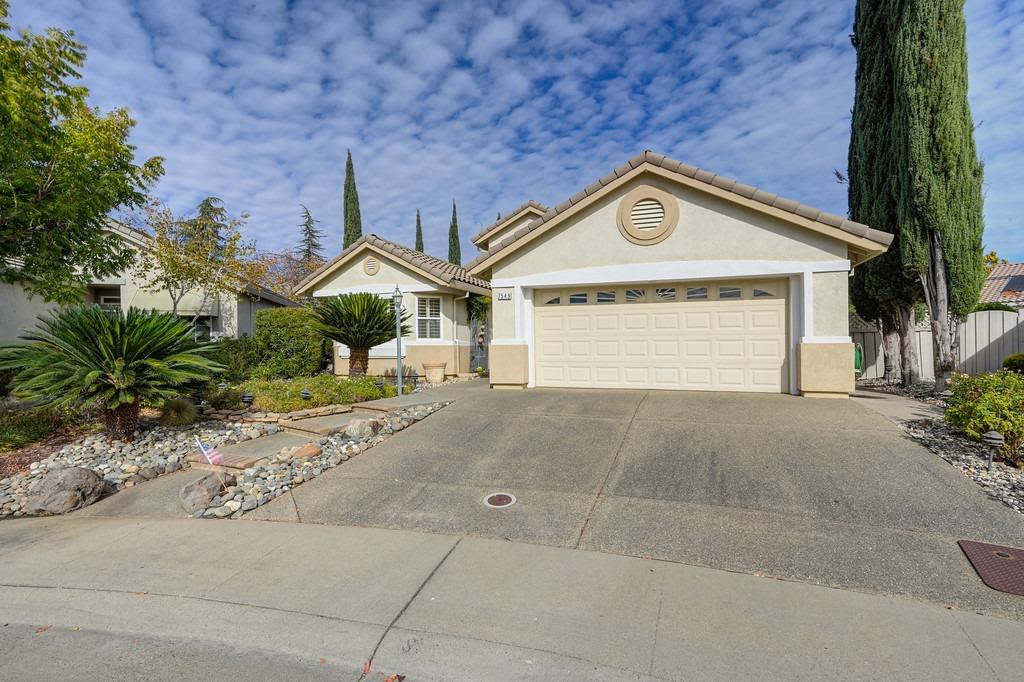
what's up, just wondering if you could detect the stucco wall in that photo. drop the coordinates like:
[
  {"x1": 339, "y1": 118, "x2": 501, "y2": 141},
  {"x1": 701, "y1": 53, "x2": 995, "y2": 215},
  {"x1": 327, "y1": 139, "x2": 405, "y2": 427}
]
[
  {"x1": 484, "y1": 213, "x2": 542, "y2": 251},
  {"x1": 813, "y1": 271, "x2": 850, "y2": 337},
  {"x1": 0, "y1": 282, "x2": 56, "y2": 343},
  {"x1": 313, "y1": 251, "x2": 438, "y2": 293},
  {"x1": 491, "y1": 287, "x2": 516, "y2": 339},
  {"x1": 491, "y1": 175, "x2": 847, "y2": 281}
]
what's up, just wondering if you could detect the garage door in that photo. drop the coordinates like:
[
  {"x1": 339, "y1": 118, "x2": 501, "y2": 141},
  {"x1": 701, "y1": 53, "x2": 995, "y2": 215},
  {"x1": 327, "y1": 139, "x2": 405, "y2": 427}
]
[{"x1": 534, "y1": 280, "x2": 788, "y2": 392}]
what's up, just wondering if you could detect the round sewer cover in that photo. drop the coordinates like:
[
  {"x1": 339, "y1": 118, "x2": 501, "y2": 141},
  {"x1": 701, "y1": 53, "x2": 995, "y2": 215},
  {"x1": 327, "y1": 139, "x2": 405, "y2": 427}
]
[{"x1": 483, "y1": 492, "x2": 516, "y2": 508}]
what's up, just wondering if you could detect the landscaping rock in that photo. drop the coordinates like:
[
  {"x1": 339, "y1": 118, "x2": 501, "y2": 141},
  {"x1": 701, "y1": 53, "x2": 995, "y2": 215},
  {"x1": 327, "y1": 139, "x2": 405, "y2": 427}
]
[
  {"x1": 344, "y1": 417, "x2": 381, "y2": 441},
  {"x1": 180, "y1": 473, "x2": 234, "y2": 513},
  {"x1": 24, "y1": 467, "x2": 105, "y2": 515},
  {"x1": 292, "y1": 443, "x2": 322, "y2": 460}
]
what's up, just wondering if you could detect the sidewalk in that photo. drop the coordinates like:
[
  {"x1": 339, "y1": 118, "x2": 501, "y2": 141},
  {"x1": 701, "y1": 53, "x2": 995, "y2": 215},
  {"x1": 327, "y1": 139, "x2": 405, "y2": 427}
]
[
  {"x1": 851, "y1": 387, "x2": 944, "y2": 423},
  {"x1": 1, "y1": 515, "x2": 1021, "y2": 680}
]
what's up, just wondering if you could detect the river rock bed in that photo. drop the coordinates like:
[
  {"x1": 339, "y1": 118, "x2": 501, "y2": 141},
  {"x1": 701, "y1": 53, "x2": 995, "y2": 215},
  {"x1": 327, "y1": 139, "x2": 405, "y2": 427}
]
[
  {"x1": 0, "y1": 420, "x2": 276, "y2": 519},
  {"x1": 192, "y1": 402, "x2": 448, "y2": 519}
]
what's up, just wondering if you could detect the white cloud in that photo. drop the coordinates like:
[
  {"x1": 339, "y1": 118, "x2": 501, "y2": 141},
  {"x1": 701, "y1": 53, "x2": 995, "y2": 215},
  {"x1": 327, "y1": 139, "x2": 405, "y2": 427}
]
[{"x1": 8, "y1": 0, "x2": 1022, "y2": 263}]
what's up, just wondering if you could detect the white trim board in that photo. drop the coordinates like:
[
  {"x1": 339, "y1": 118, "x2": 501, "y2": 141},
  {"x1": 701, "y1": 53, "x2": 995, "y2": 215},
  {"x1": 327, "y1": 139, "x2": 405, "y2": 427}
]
[
  {"x1": 314, "y1": 284, "x2": 451, "y2": 296},
  {"x1": 491, "y1": 260, "x2": 851, "y2": 289}
]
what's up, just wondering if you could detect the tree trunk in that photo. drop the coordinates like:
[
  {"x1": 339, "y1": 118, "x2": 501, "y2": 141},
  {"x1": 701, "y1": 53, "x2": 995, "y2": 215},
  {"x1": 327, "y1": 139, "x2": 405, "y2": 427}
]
[
  {"x1": 923, "y1": 232, "x2": 957, "y2": 392},
  {"x1": 348, "y1": 347, "x2": 369, "y2": 377},
  {"x1": 881, "y1": 323, "x2": 902, "y2": 384},
  {"x1": 105, "y1": 401, "x2": 140, "y2": 441},
  {"x1": 896, "y1": 305, "x2": 920, "y2": 387}
]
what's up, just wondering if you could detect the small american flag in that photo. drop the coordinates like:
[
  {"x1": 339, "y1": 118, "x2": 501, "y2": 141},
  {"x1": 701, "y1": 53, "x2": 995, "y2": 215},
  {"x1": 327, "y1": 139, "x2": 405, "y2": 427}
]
[{"x1": 195, "y1": 437, "x2": 224, "y2": 465}]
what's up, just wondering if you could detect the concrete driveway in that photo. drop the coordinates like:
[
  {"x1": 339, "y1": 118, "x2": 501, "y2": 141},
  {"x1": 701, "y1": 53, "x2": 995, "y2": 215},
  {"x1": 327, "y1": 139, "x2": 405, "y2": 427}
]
[{"x1": 251, "y1": 381, "x2": 1024, "y2": 619}]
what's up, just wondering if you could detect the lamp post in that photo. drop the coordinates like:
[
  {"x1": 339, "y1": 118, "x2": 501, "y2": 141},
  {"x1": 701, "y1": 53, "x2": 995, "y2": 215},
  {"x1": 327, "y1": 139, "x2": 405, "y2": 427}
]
[
  {"x1": 983, "y1": 431, "x2": 1004, "y2": 472},
  {"x1": 392, "y1": 285, "x2": 404, "y2": 395}
]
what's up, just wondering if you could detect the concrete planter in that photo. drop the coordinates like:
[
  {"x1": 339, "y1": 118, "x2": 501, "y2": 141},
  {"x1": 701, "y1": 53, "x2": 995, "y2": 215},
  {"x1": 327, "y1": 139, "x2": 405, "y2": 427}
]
[{"x1": 422, "y1": 362, "x2": 446, "y2": 384}]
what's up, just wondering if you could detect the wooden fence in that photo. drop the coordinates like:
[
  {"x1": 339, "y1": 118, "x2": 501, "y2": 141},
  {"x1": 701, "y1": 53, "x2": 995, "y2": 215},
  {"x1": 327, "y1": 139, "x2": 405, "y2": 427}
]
[{"x1": 853, "y1": 309, "x2": 1024, "y2": 380}]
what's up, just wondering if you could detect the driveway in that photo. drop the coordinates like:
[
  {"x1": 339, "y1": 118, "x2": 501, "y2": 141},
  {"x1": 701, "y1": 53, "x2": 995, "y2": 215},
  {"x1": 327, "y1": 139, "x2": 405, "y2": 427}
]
[{"x1": 251, "y1": 381, "x2": 1024, "y2": 619}]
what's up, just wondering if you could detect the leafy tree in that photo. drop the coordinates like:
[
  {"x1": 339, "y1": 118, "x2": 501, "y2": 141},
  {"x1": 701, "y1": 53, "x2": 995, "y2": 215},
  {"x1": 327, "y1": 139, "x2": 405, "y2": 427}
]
[
  {"x1": 253, "y1": 250, "x2": 307, "y2": 299},
  {"x1": 343, "y1": 150, "x2": 362, "y2": 248},
  {"x1": 415, "y1": 209, "x2": 424, "y2": 252},
  {"x1": 312, "y1": 293, "x2": 410, "y2": 377},
  {"x1": 850, "y1": 0, "x2": 985, "y2": 391},
  {"x1": 0, "y1": 306, "x2": 222, "y2": 440},
  {"x1": 298, "y1": 204, "x2": 324, "y2": 265},
  {"x1": 0, "y1": 2, "x2": 163, "y2": 302},
  {"x1": 983, "y1": 250, "x2": 1007, "y2": 275},
  {"x1": 134, "y1": 197, "x2": 264, "y2": 320},
  {"x1": 448, "y1": 200, "x2": 461, "y2": 265}
]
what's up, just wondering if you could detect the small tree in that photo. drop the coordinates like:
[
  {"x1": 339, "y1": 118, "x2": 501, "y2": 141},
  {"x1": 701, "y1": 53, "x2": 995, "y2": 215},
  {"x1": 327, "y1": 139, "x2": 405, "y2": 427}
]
[
  {"x1": 343, "y1": 150, "x2": 362, "y2": 248},
  {"x1": 415, "y1": 209, "x2": 424, "y2": 252},
  {"x1": 448, "y1": 200, "x2": 461, "y2": 265},
  {"x1": 312, "y1": 293, "x2": 410, "y2": 377},
  {"x1": 254, "y1": 250, "x2": 307, "y2": 299},
  {"x1": 135, "y1": 197, "x2": 264, "y2": 322},
  {"x1": 0, "y1": 4, "x2": 163, "y2": 302},
  {"x1": 298, "y1": 204, "x2": 325, "y2": 266}
]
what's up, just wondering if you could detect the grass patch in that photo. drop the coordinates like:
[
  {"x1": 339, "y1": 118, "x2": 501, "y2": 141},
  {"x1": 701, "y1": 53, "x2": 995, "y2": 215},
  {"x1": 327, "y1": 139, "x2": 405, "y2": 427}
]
[
  {"x1": 0, "y1": 407, "x2": 85, "y2": 452},
  {"x1": 209, "y1": 374, "x2": 408, "y2": 413}
]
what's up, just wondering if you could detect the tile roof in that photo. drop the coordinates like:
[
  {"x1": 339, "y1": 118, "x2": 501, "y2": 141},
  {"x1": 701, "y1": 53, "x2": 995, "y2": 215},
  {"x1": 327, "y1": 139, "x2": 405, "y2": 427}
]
[
  {"x1": 295, "y1": 233, "x2": 490, "y2": 294},
  {"x1": 980, "y1": 263, "x2": 1024, "y2": 307},
  {"x1": 467, "y1": 150, "x2": 894, "y2": 272},
  {"x1": 470, "y1": 200, "x2": 549, "y2": 245}
]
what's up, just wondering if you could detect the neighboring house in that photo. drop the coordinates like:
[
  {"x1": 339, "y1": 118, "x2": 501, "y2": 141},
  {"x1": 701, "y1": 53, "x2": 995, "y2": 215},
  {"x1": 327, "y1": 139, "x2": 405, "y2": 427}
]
[
  {"x1": 471, "y1": 201, "x2": 549, "y2": 252},
  {"x1": 294, "y1": 234, "x2": 490, "y2": 379},
  {"x1": 0, "y1": 222, "x2": 296, "y2": 343},
  {"x1": 467, "y1": 150, "x2": 893, "y2": 398},
  {"x1": 980, "y1": 263, "x2": 1024, "y2": 310}
]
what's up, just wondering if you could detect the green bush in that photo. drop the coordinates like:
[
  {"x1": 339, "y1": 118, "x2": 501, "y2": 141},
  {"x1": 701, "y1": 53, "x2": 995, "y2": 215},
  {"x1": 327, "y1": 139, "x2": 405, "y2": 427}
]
[
  {"x1": 160, "y1": 397, "x2": 197, "y2": 426},
  {"x1": 973, "y1": 301, "x2": 1017, "y2": 313},
  {"x1": 0, "y1": 407, "x2": 83, "y2": 452},
  {"x1": 236, "y1": 374, "x2": 391, "y2": 413},
  {"x1": 206, "y1": 386, "x2": 244, "y2": 411},
  {"x1": 946, "y1": 371, "x2": 1024, "y2": 463},
  {"x1": 252, "y1": 308, "x2": 327, "y2": 379},
  {"x1": 210, "y1": 335, "x2": 262, "y2": 384},
  {"x1": 1003, "y1": 354, "x2": 1024, "y2": 374}
]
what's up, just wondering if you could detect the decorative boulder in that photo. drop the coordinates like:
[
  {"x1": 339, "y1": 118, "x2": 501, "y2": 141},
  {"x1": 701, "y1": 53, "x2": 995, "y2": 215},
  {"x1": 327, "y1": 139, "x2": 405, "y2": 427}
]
[
  {"x1": 180, "y1": 472, "x2": 234, "y2": 513},
  {"x1": 344, "y1": 418, "x2": 381, "y2": 441},
  {"x1": 24, "y1": 467, "x2": 106, "y2": 515},
  {"x1": 291, "y1": 443, "x2": 322, "y2": 460}
]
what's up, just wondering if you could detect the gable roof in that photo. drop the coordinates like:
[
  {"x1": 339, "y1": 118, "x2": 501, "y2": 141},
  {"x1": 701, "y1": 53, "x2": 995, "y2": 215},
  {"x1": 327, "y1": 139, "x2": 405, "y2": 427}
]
[
  {"x1": 295, "y1": 233, "x2": 490, "y2": 296},
  {"x1": 980, "y1": 263, "x2": 1024, "y2": 307},
  {"x1": 470, "y1": 200, "x2": 549, "y2": 246},
  {"x1": 467, "y1": 151, "x2": 894, "y2": 275}
]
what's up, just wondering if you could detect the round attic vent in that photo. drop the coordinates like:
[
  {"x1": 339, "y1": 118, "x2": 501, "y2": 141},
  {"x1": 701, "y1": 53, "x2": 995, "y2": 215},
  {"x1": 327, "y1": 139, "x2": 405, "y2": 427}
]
[
  {"x1": 363, "y1": 256, "x2": 380, "y2": 276},
  {"x1": 630, "y1": 198, "x2": 665, "y2": 230}
]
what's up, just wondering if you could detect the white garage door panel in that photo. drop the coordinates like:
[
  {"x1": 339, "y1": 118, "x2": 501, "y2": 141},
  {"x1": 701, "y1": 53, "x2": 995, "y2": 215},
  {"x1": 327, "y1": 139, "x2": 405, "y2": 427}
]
[{"x1": 534, "y1": 285, "x2": 787, "y2": 392}]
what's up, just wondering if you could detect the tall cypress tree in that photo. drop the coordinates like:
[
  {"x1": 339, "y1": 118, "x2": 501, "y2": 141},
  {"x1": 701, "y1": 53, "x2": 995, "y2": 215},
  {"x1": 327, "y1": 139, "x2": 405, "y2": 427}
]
[
  {"x1": 415, "y1": 209, "x2": 424, "y2": 252},
  {"x1": 849, "y1": 0, "x2": 984, "y2": 390},
  {"x1": 298, "y1": 204, "x2": 324, "y2": 264},
  {"x1": 448, "y1": 200, "x2": 461, "y2": 265},
  {"x1": 342, "y1": 150, "x2": 362, "y2": 248}
]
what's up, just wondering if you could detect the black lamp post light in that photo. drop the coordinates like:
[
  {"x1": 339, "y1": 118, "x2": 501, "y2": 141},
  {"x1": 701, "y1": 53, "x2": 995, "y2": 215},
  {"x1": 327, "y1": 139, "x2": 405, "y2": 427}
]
[
  {"x1": 241, "y1": 391, "x2": 254, "y2": 407},
  {"x1": 983, "y1": 431, "x2": 1004, "y2": 472},
  {"x1": 300, "y1": 388, "x2": 312, "y2": 401}
]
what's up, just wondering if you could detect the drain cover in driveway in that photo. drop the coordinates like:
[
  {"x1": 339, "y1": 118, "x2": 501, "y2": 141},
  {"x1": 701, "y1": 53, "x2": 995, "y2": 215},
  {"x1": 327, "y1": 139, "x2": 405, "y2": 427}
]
[
  {"x1": 959, "y1": 540, "x2": 1024, "y2": 596},
  {"x1": 483, "y1": 493, "x2": 516, "y2": 508}
]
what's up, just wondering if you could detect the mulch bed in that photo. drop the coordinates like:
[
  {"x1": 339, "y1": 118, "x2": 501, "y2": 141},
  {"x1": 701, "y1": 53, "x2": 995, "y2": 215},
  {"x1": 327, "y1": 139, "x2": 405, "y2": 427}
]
[{"x1": 0, "y1": 424, "x2": 101, "y2": 478}]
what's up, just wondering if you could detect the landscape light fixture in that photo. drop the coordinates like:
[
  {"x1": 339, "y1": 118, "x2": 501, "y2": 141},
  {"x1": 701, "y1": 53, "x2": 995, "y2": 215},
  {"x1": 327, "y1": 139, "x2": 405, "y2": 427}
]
[{"x1": 392, "y1": 286, "x2": 404, "y2": 395}]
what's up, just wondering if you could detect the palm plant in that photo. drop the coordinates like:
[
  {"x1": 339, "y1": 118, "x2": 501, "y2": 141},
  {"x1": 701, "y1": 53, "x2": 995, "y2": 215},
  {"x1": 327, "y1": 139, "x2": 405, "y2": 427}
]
[
  {"x1": 312, "y1": 293, "x2": 410, "y2": 377},
  {"x1": 0, "y1": 306, "x2": 223, "y2": 440}
]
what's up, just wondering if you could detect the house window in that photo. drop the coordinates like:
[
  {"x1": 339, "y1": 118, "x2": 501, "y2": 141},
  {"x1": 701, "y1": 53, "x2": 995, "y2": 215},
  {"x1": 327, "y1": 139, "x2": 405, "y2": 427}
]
[
  {"x1": 753, "y1": 287, "x2": 775, "y2": 298},
  {"x1": 656, "y1": 287, "x2": 677, "y2": 301},
  {"x1": 625, "y1": 288, "x2": 646, "y2": 302},
  {"x1": 719, "y1": 286, "x2": 742, "y2": 299},
  {"x1": 686, "y1": 287, "x2": 708, "y2": 300},
  {"x1": 569, "y1": 292, "x2": 588, "y2": 305},
  {"x1": 596, "y1": 291, "x2": 616, "y2": 303},
  {"x1": 544, "y1": 295, "x2": 561, "y2": 305},
  {"x1": 98, "y1": 294, "x2": 122, "y2": 310},
  {"x1": 417, "y1": 297, "x2": 441, "y2": 339}
]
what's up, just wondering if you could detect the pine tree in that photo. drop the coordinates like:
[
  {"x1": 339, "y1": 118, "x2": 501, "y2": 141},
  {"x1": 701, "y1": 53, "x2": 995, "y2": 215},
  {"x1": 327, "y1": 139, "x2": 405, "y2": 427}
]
[
  {"x1": 448, "y1": 200, "x2": 461, "y2": 265},
  {"x1": 342, "y1": 150, "x2": 362, "y2": 248},
  {"x1": 415, "y1": 209, "x2": 424, "y2": 252},
  {"x1": 849, "y1": 0, "x2": 985, "y2": 390},
  {"x1": 298, "y1": 204, "x2": 324, "y2": 265}
]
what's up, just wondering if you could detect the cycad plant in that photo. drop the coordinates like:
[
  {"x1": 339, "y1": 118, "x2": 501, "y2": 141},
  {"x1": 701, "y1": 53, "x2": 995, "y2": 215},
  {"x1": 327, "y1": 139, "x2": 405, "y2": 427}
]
[
  {"x1": 0, "y1": 306, "x2": 223, "y2": 440},
  {"x1": 312, "y1": 293, "x2": 410, "y2": 377}
]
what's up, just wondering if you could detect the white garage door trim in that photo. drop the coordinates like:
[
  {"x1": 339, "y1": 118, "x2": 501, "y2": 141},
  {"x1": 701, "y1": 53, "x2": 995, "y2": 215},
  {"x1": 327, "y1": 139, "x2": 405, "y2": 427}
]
[{"x1": 533, "y1": 280, "x2": 789, "y2": 393}]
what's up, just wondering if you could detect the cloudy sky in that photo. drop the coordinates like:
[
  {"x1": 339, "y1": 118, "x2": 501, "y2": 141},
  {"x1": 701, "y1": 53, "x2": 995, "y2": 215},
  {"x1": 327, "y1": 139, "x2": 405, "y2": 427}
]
[{"x1": 10, "y1": 0, "x2": 1023, "y2": 261}]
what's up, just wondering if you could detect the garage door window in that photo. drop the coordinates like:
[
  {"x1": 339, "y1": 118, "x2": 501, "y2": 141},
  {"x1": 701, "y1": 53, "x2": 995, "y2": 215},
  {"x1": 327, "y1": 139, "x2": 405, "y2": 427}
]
[
  {"x1": 686, "y1": 287, "x2": 708, "y2": 300},
  {"x1": 569, "y1": 292, "x2": 588, "y2": 305},
  {"x1": 625, "y1": 288, "x2": 646, "y2": 302},
  {"x1": 753, "y1": 287, "x2": 775, "y2": 298},
  {"x1": 417, "y1": 297, "x2": 441, "y2": 339},
  {"x1": 596, "y1": 291, "x2": 616, "y2": 303},
  {"x1": 719, "y1": 286, "x2": 742, "y2": 299},
  {"x1": 656, "y1": 287, "x2": 677, "y2": 301},
  {"x1": 544, "y1": 294, "x2": 561, "y2": 305}
]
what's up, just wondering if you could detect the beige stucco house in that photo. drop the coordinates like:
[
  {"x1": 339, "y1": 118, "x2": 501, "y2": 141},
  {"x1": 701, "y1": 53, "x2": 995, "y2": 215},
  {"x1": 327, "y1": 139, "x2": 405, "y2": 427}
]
[
  {"x1": 295, "y1": 234, "x2": 490, "y2": 379},
  {"x1": 0, "y1": 223, "x2": 296, "y2": 343},
  {"x1": 467, "y1": 151, "x2": 893, "y2": 398}
]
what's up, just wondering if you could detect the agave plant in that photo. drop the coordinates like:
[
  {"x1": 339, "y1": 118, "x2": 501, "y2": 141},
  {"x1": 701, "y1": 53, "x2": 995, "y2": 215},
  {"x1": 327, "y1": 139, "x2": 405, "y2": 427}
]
[
  {"x1": 0, "y1": 306, "x2": 223, "y2": 440},
  {"x1": 312, "y1": 293, "x2": 410, "y2": 377}
]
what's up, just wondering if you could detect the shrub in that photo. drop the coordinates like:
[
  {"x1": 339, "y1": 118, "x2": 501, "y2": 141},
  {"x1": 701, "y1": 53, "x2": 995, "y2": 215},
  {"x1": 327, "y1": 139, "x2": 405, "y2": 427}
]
[
  {"x1": 252, "y1": 308, "x2": 327, "y2": 379},
  {"x1": 1003, "y1": 353, "x2": 1024, "y2": 374},
  {"x1": 0, "y1": 406, "x2": 83, "y2": 452},
  {"x1": 973, "y1": 301, "x2": 1017, "y2": 313},
  {"x1": 210, "y1": 335, "x2": 262, "y2": 384},
  {"x1": 206, "y1": 386, "x2": 244, "y2": 410},
  {"x1": 236, "y1": 374, "x2": 388, "y2": 413},
  {"x1": 160, "y1": 397, "x2": 198, "y2": 426},
  {"x1": 0, "y1": 306, "x2": 223, "y2": 440},
  {"x1": 946, "y1": 371, "x2": 1024, "y2": 463}
]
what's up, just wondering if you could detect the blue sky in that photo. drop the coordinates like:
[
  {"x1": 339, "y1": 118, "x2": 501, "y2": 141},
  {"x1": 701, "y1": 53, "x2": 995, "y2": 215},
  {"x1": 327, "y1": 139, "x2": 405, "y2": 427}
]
[{"x1": 11, "y1": 0, "x2": 1024, "y2": 261}]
